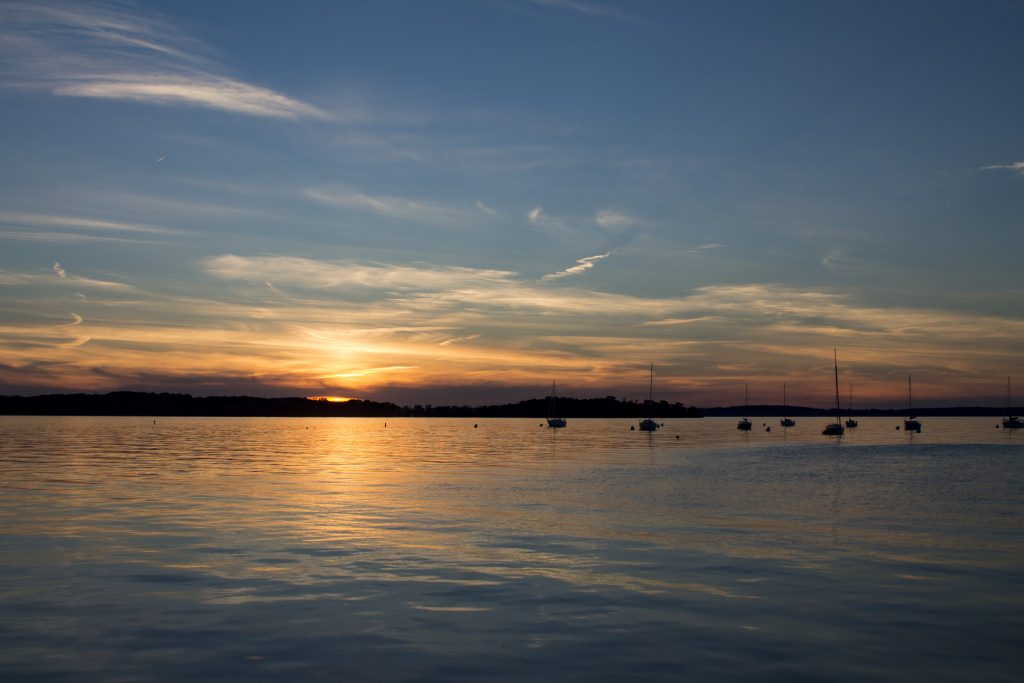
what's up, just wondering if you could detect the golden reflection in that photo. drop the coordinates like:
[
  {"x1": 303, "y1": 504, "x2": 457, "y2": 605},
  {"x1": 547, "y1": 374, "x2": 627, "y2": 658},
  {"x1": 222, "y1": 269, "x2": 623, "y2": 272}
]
[{"x1": 3, "y1": 415, "x2": 1022, "y2": 626}]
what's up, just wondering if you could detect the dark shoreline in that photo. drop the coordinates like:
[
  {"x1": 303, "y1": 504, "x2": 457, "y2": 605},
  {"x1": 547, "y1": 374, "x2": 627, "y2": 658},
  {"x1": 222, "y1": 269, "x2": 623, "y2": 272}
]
[
  {"x1": 1, "y1": 391, "x2": 1019, "y2": 418},
  {"x1": 0, "y1": 391, "x2": 700, "y2": 418}
]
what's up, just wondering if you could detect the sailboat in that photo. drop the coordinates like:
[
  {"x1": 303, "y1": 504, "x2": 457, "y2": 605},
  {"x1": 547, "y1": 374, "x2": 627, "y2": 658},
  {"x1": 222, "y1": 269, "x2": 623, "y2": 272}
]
[
  {"x1": 638, "y1": 363, "x2": 660, "y2": 432},
  {"x1": 845, "y1": 383, "x2": 858, "y2": 428},
  {"x1": 1003, "y1": 377, "x2": 1021, "y2": 429},
  {"x1": 904, "y1": 376, "x2": 921, "y2": 432},
  {"x1": 546, "y1": 381, "x2": 566, "y2": 429},
  {"x1": 780, "y1": 382, "x2": 795, "y2": 428},
  {"x1": 822, "y1": 350, "x2": 845, "y2": 436},
  {"x1": 737, "y1": 383, "x2": 752, "y2": 431}
]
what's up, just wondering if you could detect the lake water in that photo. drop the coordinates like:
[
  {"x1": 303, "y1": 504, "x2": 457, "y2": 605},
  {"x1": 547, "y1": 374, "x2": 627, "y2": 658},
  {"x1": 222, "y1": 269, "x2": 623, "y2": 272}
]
[{"x1": 1, "y1": 416, "x2": 1022, "y2": 682}]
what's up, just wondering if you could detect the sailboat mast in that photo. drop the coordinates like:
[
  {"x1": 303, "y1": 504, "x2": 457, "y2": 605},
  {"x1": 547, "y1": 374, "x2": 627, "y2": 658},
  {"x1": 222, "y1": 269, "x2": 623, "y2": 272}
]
[
  {"x1": 833, "y1": 349, "x2": 840, "y2": 422},
  {"x1": 646, "y1": 363, "x2": 654, "y2": 420},
  {"x1": 908, "y1": 375, "x2": 913, "y2": 412},
  {"x1": 648, "y1": 363, "x2": 654, "y2": 403}
]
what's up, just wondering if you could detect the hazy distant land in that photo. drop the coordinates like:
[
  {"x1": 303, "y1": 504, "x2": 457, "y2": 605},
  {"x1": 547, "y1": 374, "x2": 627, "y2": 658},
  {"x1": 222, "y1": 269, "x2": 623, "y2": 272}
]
[{"x1": 0, "y1": 392, "x2": 1018, "y2": 418}]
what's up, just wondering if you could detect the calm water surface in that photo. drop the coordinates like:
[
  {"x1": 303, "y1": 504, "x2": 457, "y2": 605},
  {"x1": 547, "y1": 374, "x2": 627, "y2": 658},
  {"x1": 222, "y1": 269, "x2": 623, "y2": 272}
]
[{"x1": 1, "y1": 416, "x2": 1022, "y2": 681}]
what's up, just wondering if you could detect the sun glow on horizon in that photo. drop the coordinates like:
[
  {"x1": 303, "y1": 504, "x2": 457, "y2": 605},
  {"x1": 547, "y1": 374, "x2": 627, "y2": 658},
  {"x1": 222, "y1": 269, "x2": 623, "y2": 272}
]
[{"x1": 307, "y1": 395, "x2": 356, "y2": 403}]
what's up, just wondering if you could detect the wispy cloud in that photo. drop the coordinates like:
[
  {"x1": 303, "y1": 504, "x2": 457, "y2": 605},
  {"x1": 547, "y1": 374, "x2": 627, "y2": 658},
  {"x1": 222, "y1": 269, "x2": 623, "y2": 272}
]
[
  {"x1": 981, "y1": 161, "x2": 1024, "y2": 174},
  {"x1": 595, "y1": 209, "x2": 638, "y2": 231},
  {"x1": 204, "y1": 254, "x2": 518, "y2": 291},
  {"x1": 0, "y1": 230, "x2": 162, "y2": 245},
  {"x1": 529, "y1": 0, "x2": 619, "y2": 18},
  {"x1": 0, "y1": 212, "x2": 179, "y2": 235},
  {"x1": 0, "y1": 2, "x2": 328, "y2": 120},
  {"x1": 439, "y1": 333, "x2": 481, "y2": 346},
  {"x1": 0, "y1": 267, "x2": 132, "y2": 289},
  {"x1": 525, "y1": 205, "x2": 570, "y2": 233},
  {"x1": 640, "y1": 316, "x2": 717, "y2": 326},
  {"x1": 476, "y1": 200, "x2": 498, "y2": 216},
  {"x1": 541, "y1": 252, "x2": 611, "y2": 281},
  {"x1": 306, "y1": 186, "x2": 475, "y2": 225}
]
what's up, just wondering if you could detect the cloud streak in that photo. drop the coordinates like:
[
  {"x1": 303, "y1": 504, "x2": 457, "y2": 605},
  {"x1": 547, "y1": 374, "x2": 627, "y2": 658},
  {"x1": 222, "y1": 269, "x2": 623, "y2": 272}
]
[
  {"x1": 306, "y1": 186, "x2": 476, "y2": 225},
  {"x1": 595, "y1": 209, "x2": 637, "y2": 231},
  {"x1": 529, "y1": 0, "x2": 619, "y2": 18},
  {"x1": 0, "y1": 2, "x2": 328, "y2": 120},
  {"x1": 204, "y1": 254, "x2": 518, "y2": 292},
  {"x1": 981, "y1": 161, "x2": 1024, "y2": 174},
  {"x1": 541, "y1": 252, "x2": 611, "y2": 280},
  {"x1": 0, "y1": 212, "x2": 179, "y2": 235}
]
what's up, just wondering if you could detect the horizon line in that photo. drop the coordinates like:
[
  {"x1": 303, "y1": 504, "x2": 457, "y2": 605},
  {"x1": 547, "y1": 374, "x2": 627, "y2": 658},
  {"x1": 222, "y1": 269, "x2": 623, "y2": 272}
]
[{"x1": 1, "y1": 390, "x2": 1020, "y2": 413}]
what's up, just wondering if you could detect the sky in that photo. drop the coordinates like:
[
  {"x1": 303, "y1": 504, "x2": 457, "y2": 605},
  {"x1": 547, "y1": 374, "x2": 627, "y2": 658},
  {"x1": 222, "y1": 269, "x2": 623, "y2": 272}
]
[{"x1": 1, "y1": 0, "x2": 1023, "y2": 408}]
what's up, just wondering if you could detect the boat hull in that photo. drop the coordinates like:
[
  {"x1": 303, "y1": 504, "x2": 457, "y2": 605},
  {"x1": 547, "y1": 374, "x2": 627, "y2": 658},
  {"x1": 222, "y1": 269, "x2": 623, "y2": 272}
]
[
  {"x1": 822, "y1": 423, "x2": 844, "y2": 436},
  {"x1": 547, "y1": 418, "x2": 566, "y2": 429},
  {"x1": 638, "y1": 419, "x2": 659, "y2": 432}
]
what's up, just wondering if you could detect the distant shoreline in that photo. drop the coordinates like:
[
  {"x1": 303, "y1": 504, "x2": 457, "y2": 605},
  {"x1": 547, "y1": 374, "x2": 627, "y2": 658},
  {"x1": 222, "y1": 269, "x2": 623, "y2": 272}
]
[
  {"x1": 0, "y1": 391, "x2": 699, "y2": 418},
  {"x1": 0, "y1": 391, "x2": 1018, "y2": 418}
]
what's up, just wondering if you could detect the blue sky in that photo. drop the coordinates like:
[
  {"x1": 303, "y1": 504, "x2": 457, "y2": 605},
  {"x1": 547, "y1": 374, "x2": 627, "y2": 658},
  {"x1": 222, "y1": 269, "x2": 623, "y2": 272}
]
[{"x1": 1, "y1": 0, "x2": 1023, "y2": 407}]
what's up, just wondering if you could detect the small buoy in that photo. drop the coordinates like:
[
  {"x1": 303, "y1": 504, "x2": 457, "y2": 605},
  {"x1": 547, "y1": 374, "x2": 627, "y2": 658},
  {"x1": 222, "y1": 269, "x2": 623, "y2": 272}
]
[
  {"x1": 675, "y1": 435, "x2": 680, "y2": 439},
  {"x1": 896, "y1": 425, "x2": 900, "y2": 430},
  {"x1": 474, "y1": 424, "x2": 478, "y2": 428},
  {"x1": 766, "y1": 426, "x2": 771, "y2": 432},
  {"x1": 630, "y1": 425, "x2": 635, "y2": 431}
]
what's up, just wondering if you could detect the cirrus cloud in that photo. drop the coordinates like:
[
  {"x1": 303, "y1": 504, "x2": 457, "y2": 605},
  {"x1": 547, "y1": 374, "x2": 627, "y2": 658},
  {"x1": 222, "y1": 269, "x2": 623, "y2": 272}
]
[{"x1": 0, "y1": 2, "x2": 329, "y2": 120}]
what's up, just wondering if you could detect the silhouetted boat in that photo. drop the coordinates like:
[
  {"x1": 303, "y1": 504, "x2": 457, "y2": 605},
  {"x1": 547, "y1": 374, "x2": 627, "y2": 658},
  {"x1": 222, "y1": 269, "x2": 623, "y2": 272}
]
[
  {"x1": 778, "y1": 385, "x2": 794, "y2": 428},
  {"x1": 736, "y1": 383, "x2": 752, "y2": 430},
  {"x1": 1004, "y1": 377, "x2": 1021, "y2": 429},
  {"x1": 638, "y1": 363, "x2": 660, "y2": 432},
  {"x1": 845, "y1": 383, "x2": 858, "y2": 428},
  {"x1": 822, "y1": 350, "x2": 845, "y2": 436},
  {"x1": 904, "y1": 375, "x2": 921, "y2": 432},
  {"x1": 546, "y1": 381, "x2": 566, "y2": 429}
]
